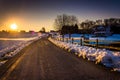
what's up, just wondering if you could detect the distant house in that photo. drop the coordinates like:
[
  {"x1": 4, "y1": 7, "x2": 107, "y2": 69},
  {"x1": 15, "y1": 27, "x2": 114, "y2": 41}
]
[
  {"x1": 29, "y1": 30, "x2": 35, "y2": 35},
  {"x1": 92, "y1": 25, "x2": 112, "y2": 37},
  {"x1": 49, "y1": 30, "x2": 60, "y2": 38}
]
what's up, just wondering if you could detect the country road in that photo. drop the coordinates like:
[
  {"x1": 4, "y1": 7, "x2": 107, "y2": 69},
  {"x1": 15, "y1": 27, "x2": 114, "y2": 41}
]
[{"x1": 0, "y1": 38, "x2": 120, "y2": 80}]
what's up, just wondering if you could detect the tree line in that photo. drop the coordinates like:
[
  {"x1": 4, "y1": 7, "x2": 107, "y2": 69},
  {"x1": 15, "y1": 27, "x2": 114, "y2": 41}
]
[{"x1": 54, "y1": 14, "x2": 120, "y2": 36}]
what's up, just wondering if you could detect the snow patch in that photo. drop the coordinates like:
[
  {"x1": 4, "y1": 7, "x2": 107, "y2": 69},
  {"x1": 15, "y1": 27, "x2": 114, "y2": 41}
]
[
  {"x1": 49, "y1": 37, "x2": 120, "y2": 72},
  {"x1": 0, "y1": 34, "x2": 46, "y2": 66}
]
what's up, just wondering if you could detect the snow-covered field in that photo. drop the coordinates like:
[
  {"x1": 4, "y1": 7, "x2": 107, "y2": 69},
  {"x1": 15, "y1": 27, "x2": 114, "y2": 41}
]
[
  {"x1": 49, "y1": 36, "x2": 120, "y2": 72},
  {"x1": 0, "y1": 34, "x2": 44, "y2": 66}
]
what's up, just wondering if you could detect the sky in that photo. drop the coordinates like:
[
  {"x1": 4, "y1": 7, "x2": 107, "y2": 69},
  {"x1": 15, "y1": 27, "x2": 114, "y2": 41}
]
[{"x1": 0, "y1": 0, "x2": 120, "y2": 31}]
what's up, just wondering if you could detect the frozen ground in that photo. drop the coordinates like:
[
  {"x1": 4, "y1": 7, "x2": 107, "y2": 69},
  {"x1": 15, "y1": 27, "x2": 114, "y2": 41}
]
[{"x1": 49, "y1": 37, "x2": 120, "y2": 72}]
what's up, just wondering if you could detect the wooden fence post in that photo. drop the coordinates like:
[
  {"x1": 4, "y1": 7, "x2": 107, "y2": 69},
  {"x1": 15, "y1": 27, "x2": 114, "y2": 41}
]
[
  {"x1": 63, "y1": 37, "x2": 64, "y2": 42},
  {"x1": 80, "y1": 38, "x2": 82, "y2": 46},
  {"x1": 72, "y1": 38, "x2": 74, "y2": 44},
  {"x1": 66, "y1": 38, "x2": 68, "y2": 43},
  {"x1": 60, "y1": 38, "x2": 62, "y2": 41},
  {"x1": 96, "y1": 39, "x2": 98, "y2": 48},
  {"x1": 82, "y1": 38, "x2": 84, "y2": 46}
]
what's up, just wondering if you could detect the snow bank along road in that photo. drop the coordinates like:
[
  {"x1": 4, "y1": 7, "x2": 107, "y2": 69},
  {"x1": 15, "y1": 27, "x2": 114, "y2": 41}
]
[{"x1": 0, "y1": 38, "x2": 120, "y2": 80}]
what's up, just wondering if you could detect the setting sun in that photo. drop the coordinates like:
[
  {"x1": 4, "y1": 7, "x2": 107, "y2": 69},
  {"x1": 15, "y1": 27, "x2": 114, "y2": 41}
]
[{"x1": 10, "y1": 24, "x2": 17, "y2": 30}]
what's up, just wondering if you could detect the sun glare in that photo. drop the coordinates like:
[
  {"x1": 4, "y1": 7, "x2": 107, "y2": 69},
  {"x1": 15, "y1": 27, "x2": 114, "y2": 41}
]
[{"x1": 10, "y1": 24, "x2": 17, "y2": 30}]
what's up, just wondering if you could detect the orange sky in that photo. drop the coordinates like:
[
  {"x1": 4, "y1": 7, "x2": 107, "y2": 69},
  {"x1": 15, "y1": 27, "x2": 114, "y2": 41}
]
[
  {"x1": 0, "y1": 0, "x2": 119, "y2": 32},
  {"x1": 0, "y1": 16, "x2": 55, "y2": 32}
]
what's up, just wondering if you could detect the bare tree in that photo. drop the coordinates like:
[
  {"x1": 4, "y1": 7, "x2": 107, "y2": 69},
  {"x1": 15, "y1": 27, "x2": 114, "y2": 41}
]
[
  {"x1": 54, "y1": 14, "x2": 78, "y2": 31},
  {"x1": 54, "y1": 14, "x2": 78, "y2": 39},
  {"x1": 39, "y1": 27, "x2": 46, "y2": 33}
]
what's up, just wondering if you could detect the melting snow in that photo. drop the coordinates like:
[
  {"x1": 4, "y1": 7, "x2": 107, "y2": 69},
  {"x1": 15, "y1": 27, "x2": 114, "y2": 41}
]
[{"x1": 49, "y1": 37, "x2": 120, "y2": 72}]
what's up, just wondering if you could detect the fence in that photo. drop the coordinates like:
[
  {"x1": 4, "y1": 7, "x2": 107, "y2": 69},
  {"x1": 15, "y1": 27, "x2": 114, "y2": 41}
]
[{"x1": 54, "y1": 37, "x2": 120, "y2": 51}]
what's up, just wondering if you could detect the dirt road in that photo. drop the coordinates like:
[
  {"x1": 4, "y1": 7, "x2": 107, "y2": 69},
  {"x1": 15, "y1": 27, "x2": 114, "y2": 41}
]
[{"x1": 0, "y1": 38, "x2": 120, "y2": 80}]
